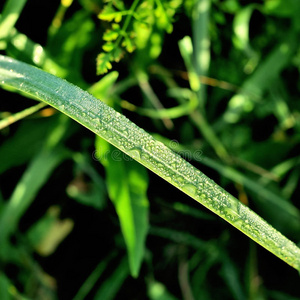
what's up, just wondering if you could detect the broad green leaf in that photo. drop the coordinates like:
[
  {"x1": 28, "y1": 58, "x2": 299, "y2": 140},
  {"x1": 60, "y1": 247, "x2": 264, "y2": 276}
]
[
  {"x1": 0, "y1": 55, "x2": 299, "y2": 271},
  {"x1": 95, "y1": 137, "x2": 149, "y2": 277}
]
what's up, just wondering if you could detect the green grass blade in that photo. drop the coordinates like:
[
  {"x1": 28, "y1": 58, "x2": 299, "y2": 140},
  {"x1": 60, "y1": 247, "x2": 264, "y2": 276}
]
[
  {"x1": 7, "y1": 29, "x2": 68, "y2": 78},
  {"x1": 200, "y1": 156, "x2": 300, "y2": 234},
  {"x1": 0, "y1": 101, "x2": 46, "y2": 130},
  {"x1": 192, "y1": 0, "x2": 211, "y2": 105},
  {"x1": 0, "y1": 0, "x2": 28, "y2": 48},
  {"x1": 134, "y1": 68, "x2": 173, "y2": 129},
  {"x1": 224, "y1": 32, "x2": 297, "y2": 123},
  {"x1": 0, "y1": 116, "x2": 68, "y2": 174},
  {"x1": 0, "y1": 115, "x2": 70, "y2": 253},
  {"x1": 0, "y1": 55, "x2": 300, "y2": 270},
  {"x1": 220, "y1": 257, "x2": 246, "y2": 300},
  {"x1": 73, "y1": 252, "x2": 117, "y2": 300},
  {"x1": 179, "y1": 37, "x2": 229, "y2": 161},
  {"x1": 131, "y1": 96, "x2": 198, "y2": 119},
  {"x1": 178, "y1": 36, "x2": 201, "y2": 93},
  {"x1": 95, "y1": 137, "x2": 149, "y2": 277},
  {"x1": 0, "y1": 148, "x2": 66, "y2": 254},
  {"x1": 93, "y1": 257, "x2": 129, "y2": 300}
]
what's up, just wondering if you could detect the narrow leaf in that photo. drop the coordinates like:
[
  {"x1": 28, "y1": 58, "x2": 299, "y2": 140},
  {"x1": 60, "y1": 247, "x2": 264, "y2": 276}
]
[
  {"x1": 0, "y1": 0, "x2": 28, "y2": 48},
  {"x1": 0, "y1": 114, "x2": 70, "y2": 254},
  {"x1": 94, "y1": 257, "x2": 129, "y2": 300},
  {"x1": 95, "y1": 137, "x2": 149, "y2": 277},
  {"x1": 0, "y1": 55, "x2": 299, "y2": 271}
]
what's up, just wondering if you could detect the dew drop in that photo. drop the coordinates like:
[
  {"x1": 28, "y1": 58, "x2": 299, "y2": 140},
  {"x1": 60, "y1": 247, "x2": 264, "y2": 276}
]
[
  {"x1": 170, "y1": 162, "x2": 177, "y2": 169},
  {"x1": 127, "y1": 148, "x2": 141, "y2": 160},
  {"x1": 182, "y1": 184, "x2": 197, "y2": 196},
  {"x1": 173, "y1": 175, "x2": 185, "y2": 186}
]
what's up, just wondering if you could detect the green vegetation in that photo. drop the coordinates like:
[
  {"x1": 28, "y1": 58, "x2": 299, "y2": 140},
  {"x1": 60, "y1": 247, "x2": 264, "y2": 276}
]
[{"x1": 0, "y1": 0, "x2": 300, "y2": 299}]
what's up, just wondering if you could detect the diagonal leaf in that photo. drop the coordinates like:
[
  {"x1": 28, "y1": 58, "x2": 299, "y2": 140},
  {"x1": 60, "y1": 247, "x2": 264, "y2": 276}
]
[
  {"x1": 0, "y1": 114, "x2": 70, "y2": 257},
  {"x1": 0, "y1": 101, "x2": 46, "y2": 130},
  {"x1": 0, "y1": 55, "x2": 299, "y2": 271},
  {"x1": 0, "y1": 116, "x2": 59, "y2": 173}
]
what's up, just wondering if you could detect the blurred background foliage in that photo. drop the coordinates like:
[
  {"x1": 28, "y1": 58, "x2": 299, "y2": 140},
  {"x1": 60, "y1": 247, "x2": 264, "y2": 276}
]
[{"x1": 0, "y1": 0, "x2": 300, "y2": 299}]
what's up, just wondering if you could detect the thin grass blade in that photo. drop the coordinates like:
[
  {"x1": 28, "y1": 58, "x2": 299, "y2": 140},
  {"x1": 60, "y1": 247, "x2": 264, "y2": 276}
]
[{"x1": 0, "y1": 55, "x2": 299, "y2": 270}]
